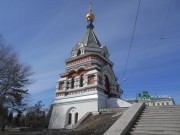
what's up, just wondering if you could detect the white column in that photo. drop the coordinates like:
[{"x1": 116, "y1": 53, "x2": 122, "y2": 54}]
[
  {"x1": 63, "y1": 80, "x2": 66, "y2": 91},
  {"x1": 94, "y1": 74, "x2": 98, "y2": 85},
  {"x1": 97, "y1": 75, "x2": 101, "y2": 85},
  {"x1": 83, "y1": 75, "x2": 88, "y2": 86},
  {"x1": 68, "y1": 78, "x2": 71, "y2": 90},
  {"x1": 56, "y1": 81, "x2": 59, "y2": 91},
  {"x1": 64, "y1": 80, "x2": 67, "y2": 91},
  {"x1": 74, "y1": 76, "x2": 80, "y2": 88}
]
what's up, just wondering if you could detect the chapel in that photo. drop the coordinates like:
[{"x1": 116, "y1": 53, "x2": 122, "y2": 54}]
[{"x1": 48, "y1": 3, "x2": 131, "y2": 129}]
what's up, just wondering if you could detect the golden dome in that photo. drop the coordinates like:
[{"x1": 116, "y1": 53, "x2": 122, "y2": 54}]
[
  {"x1": 86, "y1": 2, "x2": 95, "y2": 23},
  {"x1": 86, "y1": 13, "x2": 95, "y2": 22}
]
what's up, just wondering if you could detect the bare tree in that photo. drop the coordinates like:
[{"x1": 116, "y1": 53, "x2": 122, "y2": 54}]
[
  {"x1": 0, "y1": 35, "x2": 33, "y2": 130},
  {"x1": 26, "y1": 101, "x2": 46, "y2": 128}
]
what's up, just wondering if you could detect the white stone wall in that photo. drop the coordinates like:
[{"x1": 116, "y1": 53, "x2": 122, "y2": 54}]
[
  {"x1": 97, "y1": 92, "x2": 108, "y2": 109},
  {"x1": 48, "y1": 105, "x2": 66, "y2": 129},
  {"x1": 49, "y1": 93, "x2": 100, "y2": 129},
  {"x1": 107, "y1": 98, "x2": 132, "y2": 108}
]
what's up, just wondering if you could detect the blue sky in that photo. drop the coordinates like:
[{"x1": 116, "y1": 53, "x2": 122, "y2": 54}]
[{"x1": 0, "y1": 0, "x2": 180, "y2": 107}]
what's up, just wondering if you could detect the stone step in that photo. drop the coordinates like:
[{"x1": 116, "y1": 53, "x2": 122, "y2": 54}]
[
  {"x1": 139, "y1": 115, "x2": 180, "y2": 119},
  {"x1": 140, "y1": 113, "x2": 180, "y2": 117},
  {"x1": 138, "y1": 116, "x2": 180, "y2": 121},
  {"x1": 143, "y1": 114, "x2": 180, "y2": 116},
  {"x1": 143, "y1": 109, "x2": 180, "y2": 112},
  {"x1": 146, "y1": 105, "x2": 180, "y2": 108},
  {"x1": 142, "y1": 112, "x2": 180, "y2": 115},
  {"x1": 141, "y1": 112, "x2": 180, "y2": 115},
  {"x1": 136, "y1": 120, "x2": 180, "y2": 124},
  {"x1": 132, "y1": 126, "x2": 180, "y2": 132},
  {"x1": 146, "y1": 106, "x2": 180, "y2": 108},
  {"x1": 127, "y1": 105, "x2": 180, "y2": 135},
  {"x1": 144, "y1": 108, "x2": 180, "y2": 111},
  {"x1": 128, "y1": 131, "x2": 180, "y2": 135},
  {"x1": 134, "y1": 123, "x2": 180, "y2": 128},
  {"x1": 129, "y1": 130, "x2": 180, "y2": 135},
  {"x1": 145, "y1": 107, "x2": 180, "y2": 110},
  {"x1": 141, "y1": 113, "x2": 180, "y2": 116},
  {"x1": 141, "y1": 114, "x2": 180, "y2": 116},
  {"x1": 144, "y1": 109, "x2": 180, "y2": 112},
  {"x1": 143, "y1": 112, "x2": 180, "y2": 114},
  {"x1": 143, "y1": 109, "x2": 180, "y2": 111},
  {"x1": 138, "y1": 117, "x2": 180, "y2": 121}
]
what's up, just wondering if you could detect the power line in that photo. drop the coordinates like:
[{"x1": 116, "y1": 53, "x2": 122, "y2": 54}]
[
  {"x1": 124, "y1": 89, "x2": 180, "y2": 92},
  {"x1": 122, "y1": 0, "x2": 142, "y2": 82},
  {"x1": 160, "y1": 0, "x2": 172, "y2": 39}
]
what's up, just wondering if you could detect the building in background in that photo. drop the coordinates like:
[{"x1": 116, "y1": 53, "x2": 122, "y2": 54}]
[{"x1": 126, "y1": 91, "x2": 175, "y2": 106}]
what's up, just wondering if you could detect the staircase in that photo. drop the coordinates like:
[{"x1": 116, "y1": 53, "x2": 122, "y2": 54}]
[
  {"x1": 128, "y1": 105, "x2": 180, "y2": 135},
  {"x1": 47, "y1": 108, "x2": 127, "y2": 135}
]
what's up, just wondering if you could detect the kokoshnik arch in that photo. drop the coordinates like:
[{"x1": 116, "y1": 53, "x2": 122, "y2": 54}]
[{"x1": 48, "y1": 3, "x2": 131, "y2": 129}]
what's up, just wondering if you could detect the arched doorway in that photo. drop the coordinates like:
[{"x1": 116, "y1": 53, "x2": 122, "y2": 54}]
[{"x1": 104, "y1": 75, "x2": 110, "y2": 97}]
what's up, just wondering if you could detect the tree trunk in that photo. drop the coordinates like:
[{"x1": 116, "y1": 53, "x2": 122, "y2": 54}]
[{"x1": 1, "y1": 125, "x2": 5, "y2": 131}]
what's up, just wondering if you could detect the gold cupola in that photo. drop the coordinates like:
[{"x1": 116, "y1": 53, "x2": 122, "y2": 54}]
[{"x1": 86, "y1": 2, "x2": 95, "y2": 23}]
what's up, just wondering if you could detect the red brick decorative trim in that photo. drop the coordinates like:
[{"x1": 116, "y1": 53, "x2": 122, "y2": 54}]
[{"x1": 56, "y1": 87, "x2": 105, "y2": 97}]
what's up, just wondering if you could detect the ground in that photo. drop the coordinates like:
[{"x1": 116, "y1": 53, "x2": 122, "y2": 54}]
[{"x1": 1, "y1": 112, "x2": 121, "y2": 135}]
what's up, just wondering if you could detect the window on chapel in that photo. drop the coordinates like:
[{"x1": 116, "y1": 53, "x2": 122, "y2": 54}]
[
  {"x1": 71, "y1": 78, "x2": 74, "y2": 89},
  {"x1": 80, "y1": 76, "x2": 83, "y2": 87},
  {"x1": 77, "y1": 49, "x2": 81, "y2": 56},
  {"x1": 75, "y1": 113, "x2": 78, "y2": 124},
  {"x1": 59, "y1": 82, "x2": 64, "y2": 90},
  {"x1": 68, "y1": 113, "x2": 72, "y2": 125},
  {"x1": 88, "y1": 75, "x2": 95, "y2": 85},
  {"x1": 98, "y1": 76, "x2": 102, "y2": 85}
]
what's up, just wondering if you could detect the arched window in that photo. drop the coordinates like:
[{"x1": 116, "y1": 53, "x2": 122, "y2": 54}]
[
  {"x1": 104, "y1": 75, "x2": 110, "y2": 97},
  {"x1": 88, "y1": 75, "x2": 95, "y2": 85},
  {"x1": 77, "y1": 49, "x2": 81, "y2": 56},
  {"x1": 75, "y1": 113, "x2": 78, "y2": 124},
  {"x1": 116, "y1": 84, "x2": 119, "y2": 92},
  {"x1": 67, "y1": 108, "x2": 78, "y2": 126},
  {"x1": 71, "y1": 78, "x2": 74, "y2": 89},
  {"x1": 67, "y1": 81, "x2": 70, "y2": 90},
  {"x1": 80, "y1": 76, "x2": 83, "y2": 87},
  {"x1": 68, "y1": 113, "x2": 72, "y2": 125},
  {"x1": 59, "y1": 82, "x2": 64, "y2": 90}
]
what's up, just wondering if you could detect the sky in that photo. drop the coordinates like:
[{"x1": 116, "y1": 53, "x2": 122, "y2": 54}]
[{"x1": 0, "y1": 0, "x2": 180, "y2": 107}]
